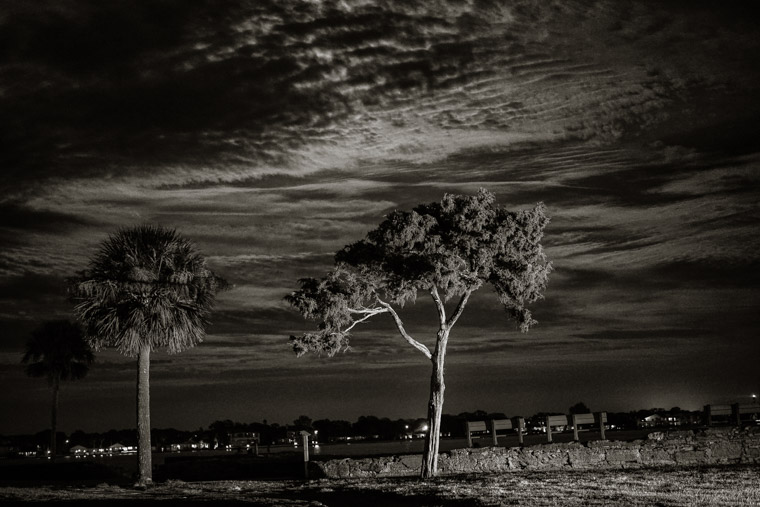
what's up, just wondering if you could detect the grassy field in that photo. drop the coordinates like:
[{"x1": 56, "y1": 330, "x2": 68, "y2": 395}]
[{"x1": 0, "y1": 465, "x2": 758, "y2": 506}]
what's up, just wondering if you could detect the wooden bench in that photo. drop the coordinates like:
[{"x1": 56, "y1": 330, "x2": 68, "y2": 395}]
[
  {"x1": 571, "y1": 412, "x2": 606, "y2": 441},
  {"x1": 546, "y1": 412, "x2": 607, "y2": 443},
  {"x1": 465, "y1": 420, "x2": 488, "y2": 447},
  {"x1": 733, "y1": 404, "x2": 760, "y2": 425},
  {"x1": 545, "y1": 415, "x2": 568, "y2": 443},
  {"x1": 704, "y1": 404, "x2": 733, "y2": 425},
  {"x1": 491, "y1": 418, "x2": 526, "y2": 446},
  {"x1": 466, "y1": 418, "x2": 526, "y2": 447}
]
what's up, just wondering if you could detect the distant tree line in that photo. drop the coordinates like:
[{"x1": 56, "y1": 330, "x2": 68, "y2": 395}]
[{"x1": 0, "y1": 405, "x2": 705, "y2": 457}]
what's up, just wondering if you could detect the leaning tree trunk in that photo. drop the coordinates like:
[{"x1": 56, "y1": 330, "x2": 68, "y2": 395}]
[
  {"x1": 50, "y1": 376, "x2": 59, "y2": 462},
  {"x1": 136, "y1": 343, "x2": 153, "y2": 487},
  {"x1": 421, "y1": 330, "x2": 449, "y2": 479}
]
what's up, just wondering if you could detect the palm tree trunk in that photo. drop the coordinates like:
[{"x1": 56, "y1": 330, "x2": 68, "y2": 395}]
[
  {"x1": 50, "y1": 377, "x2": 59, "y2": 462},
  {"x1": 421, "y1": 330, "x2": 448, "y2": 479},
  {"x1": 136, "y1": 343, "x2": 152, "y2": 487}
]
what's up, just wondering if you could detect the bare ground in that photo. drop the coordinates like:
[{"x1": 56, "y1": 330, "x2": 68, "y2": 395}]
[{"x1": 1, "y1": 465, "x2": 759, "y2": 506}]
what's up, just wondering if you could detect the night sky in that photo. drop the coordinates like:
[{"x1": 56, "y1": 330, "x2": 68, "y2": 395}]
[{"x1": 1, "y1": 1, "x2": 759, "y2": 435}]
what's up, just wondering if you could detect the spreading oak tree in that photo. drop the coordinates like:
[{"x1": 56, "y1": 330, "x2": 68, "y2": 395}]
[
  {"x1": 287, "y1": 189, "x2": 551, "y2": 478},
  {"x1": 70, "y1": 225, "x2": 224, "y2": 486}
]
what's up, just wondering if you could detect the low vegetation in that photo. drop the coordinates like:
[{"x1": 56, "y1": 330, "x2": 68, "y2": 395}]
[{"x1": 1, "y1": 466, "x2": 758, "y2": 506}]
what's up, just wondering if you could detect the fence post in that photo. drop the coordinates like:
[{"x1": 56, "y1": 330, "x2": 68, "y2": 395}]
[
  {"x1": 490, "y1": 420, "x2": 498, "y2": 446},
  {"x1": 300, "y1": 430, "x2": 310, "y2": 479},
  {"x1": 516, "y1": 418, "x2": 524, "y2": 446},
  {"x1": 599, "y1": 412, "x2": 606, "y2": 440},
  {"x1": 465, "y1": 421, "x2": 473, "y2": 448},
  {"x1": 732, "y1": 403, "x2": 741, "y2": 426},
  {"x1": 546, "y1": 416, "x2": 552, "y2": 443},
  {"x1": 705, "y1": 405, "x2": 712, "y2": 426},
  {"x1": 572, "y1": 414, "x2": 579, "y2": 442}
]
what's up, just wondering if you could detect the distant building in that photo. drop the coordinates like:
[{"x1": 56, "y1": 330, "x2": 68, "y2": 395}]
[
  {"x1": 109, "y1": 443, "x2": 125, "y2": 452},
  {"x1": 280, "y1": 431, "x2": 297, "y2": 445},
  {"x1": 70, "y1": 445, "x2": 88, "y2": 456},
  {"x1": 412, "y1": 421, "x2": 429, "y2": 439},
  {"x1": 638, "y1": 410, "x2": 701, "y2": 428},
  {"x1": 639, "y1": 414, "x2": 663, "y2": 428},
  {"x1": 229, "y1": 432, "x2": 259, "y2": 450},
  {"x1": 171, "y1": 438, "x2": 210, "y2": 452}
]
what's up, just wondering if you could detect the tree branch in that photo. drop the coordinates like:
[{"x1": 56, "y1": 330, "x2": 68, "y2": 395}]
[
  {"x1": 344, "y1": 307, "x2": 387, "y2": 333},
  {"x1": 446, "y1": 290, "x2": 472, "y2": 328},
  {"x1": 348, "y1": 307, "x2": 386, "y2": 315},
  {"x1": 429, "y1": 286, "x2": 446, "y2": 328},
  {"x1": 377, "y1": 299, "x2": 432, "y2": 360}
]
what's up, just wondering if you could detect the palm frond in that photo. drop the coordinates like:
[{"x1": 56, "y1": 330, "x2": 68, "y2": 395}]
[{"x1": 70, "y1": 224, "x2": 224, "y2": 357}]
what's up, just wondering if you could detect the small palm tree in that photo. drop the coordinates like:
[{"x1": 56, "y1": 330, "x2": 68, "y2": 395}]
[
  {"x1": 22, "y1": 320, "x2": 94, "y2": 461},
  {"x1": 70, "y1": 225, "x2": 224, "y2": 487}
]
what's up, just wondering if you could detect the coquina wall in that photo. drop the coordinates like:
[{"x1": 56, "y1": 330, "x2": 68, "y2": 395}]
[{"x1": 314, "y1": 427, "x2": 760, "y2": 478}]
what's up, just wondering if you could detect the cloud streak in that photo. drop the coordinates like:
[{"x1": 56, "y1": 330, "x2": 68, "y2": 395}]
[{"x1": 1, "y1": 0, "x2": 759, "y2": 432}]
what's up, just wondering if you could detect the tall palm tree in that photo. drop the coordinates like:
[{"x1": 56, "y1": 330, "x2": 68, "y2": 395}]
[
  {"x1": 21, "y1": 320, "x2": 94, "y2": 461},
  {"x1": 70, "y1": 225, "x2": 224, "y2": 487}
]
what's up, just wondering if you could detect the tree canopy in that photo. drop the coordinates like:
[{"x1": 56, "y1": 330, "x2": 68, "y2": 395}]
[
  {"x1": 22, "y1": 320, "x2": 94, "y2": 385},
  {"x1": 569, "y1": 402, "x2": 592, "y2": 414},
  {"x1": 70, "y1": 225, "x2": 224, "y2": 356},
  {"x1": 288, "y1": 189, "x2": 551, "y2": 357}
]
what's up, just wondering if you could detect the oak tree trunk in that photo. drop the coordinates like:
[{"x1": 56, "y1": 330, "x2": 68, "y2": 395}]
[
  {"x1": 50, "y1": 377, "x2": 59, "y2": 462},
  {"x1": 421, "y1": 330, "x2": 449, "y2": 479},
  {"x1": 136, "y1": 343, "x2": 153, "y2": 487}
]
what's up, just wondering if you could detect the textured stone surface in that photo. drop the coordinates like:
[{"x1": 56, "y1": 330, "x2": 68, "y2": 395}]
[
  {"x1": 675, "y1": 450, "x2": 706, "y2": 464},
  {"x1": 605, "y1": 449, "x2": 641, "y2": 465},
  {"x1": 336, "y1": 459, "x2": 350, "y2": 478},
  {"x1": 515, "y1": 448, "x2": 571, "y2": 469},
  {"x1": 700, "y1": 427, "x2": 738, "y2": 438},
  {"x1": 709, "y1": 442, "x2": 742, "y2": 461},
  {"x1": 640, "y1": 448, "x2": 676, "y2": 465},
  {"x1": 399, "y1": 455, "x2": 421, "y2": 470},
  {"x1": 667, "y1": 430, "x2": 696, "y2": 441},
  {"x1": 742, "y1": 445, "x2": 760, "y2": 460},
  {"x1": 313, "y1": 428, "x2": 760, "y2": 478},
  {"x1": 568, "y1": 448, "x2": 606, "y2": 469}
]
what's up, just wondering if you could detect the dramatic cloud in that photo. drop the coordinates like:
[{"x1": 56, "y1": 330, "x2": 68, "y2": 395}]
[{"x1": 1, "y1": 0, "x2": 759, "y2": 433}]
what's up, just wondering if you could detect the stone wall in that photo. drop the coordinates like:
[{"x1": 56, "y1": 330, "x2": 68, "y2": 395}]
[{"x1": 313, "y1": 427, "x2": 760, "y2": 478}]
